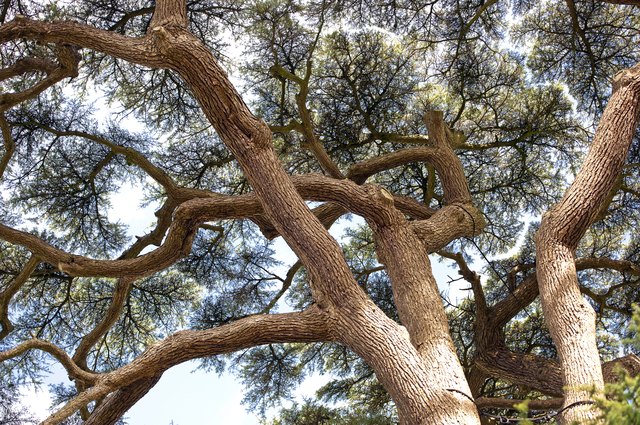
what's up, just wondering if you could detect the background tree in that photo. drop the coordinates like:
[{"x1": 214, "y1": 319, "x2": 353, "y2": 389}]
[{"x1": 0, "y1": 0, "x2": 640, "y2": 424}]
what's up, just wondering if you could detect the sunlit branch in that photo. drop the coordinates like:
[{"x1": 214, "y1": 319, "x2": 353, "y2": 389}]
[{"x1": 410, "y1": 204, "x2": 484, "y2": 252}]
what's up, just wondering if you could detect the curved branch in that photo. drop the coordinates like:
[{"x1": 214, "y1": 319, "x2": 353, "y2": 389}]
[
  {"x1": 347, "y1": 146, "x2": 440, "y2": 184},
  {"x1": 347, "y1": 140, "x2": 471, "y2": 205},
  {"x1": 423, "y1": 111, "x2": 473, "y2": 204},
  {"x1": 0, "y1": 339, "x2": 98, "y2": 384},
  {"x1": 0, "y1": 193, "x2": 259, "y2": 277},
  {"x1": 0, "y1": 175, "x2": 436, "y2": 278},
  {"x1": 410, "y1": 204, "x2": 484, "y2": 252}
]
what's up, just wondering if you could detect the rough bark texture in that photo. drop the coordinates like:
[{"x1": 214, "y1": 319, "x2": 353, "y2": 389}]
[
  {"x1": 0, "y1": 1, "x2": 483, "y2": 424},
  {"x1": 161, "y1": 18, "x2": 479, "y2": 425},
  {"x1": 535, "y1": 63, "x2": 640, "y2": 423},
  {"x1": 4, "y1": 1, "x2": 637, "y2": 424}
]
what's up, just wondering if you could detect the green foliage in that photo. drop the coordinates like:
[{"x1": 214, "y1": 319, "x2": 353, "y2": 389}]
[
  {"x1": 263, "y1": 399, "x2": 395, "y2": 425},
  {"x1": 590, "y1": 306, "x2": 640, "y2": 425},
  {"x1": 595, "y1": 374, "x2": 640, "y2": 425},
  {"x1": 514, "y1": 400, "x2": 535, "y2": 425}
]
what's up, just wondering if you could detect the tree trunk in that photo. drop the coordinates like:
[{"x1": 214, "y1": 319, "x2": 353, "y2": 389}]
[
  {"x1": 536, "y1": 63, "x2": 640, "y2": 424},
  {"x1": 147, "y1": 4, "x2": 481, "y2": 423}
]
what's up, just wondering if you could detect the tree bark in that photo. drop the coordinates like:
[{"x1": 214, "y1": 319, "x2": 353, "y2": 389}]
[
  {"x1": 168, "y1": 34, "x2": 480, "y2": 425},
  {"x1": 535, "y1": 62, "x2": 640, "y2": 424},
  {"x1": 149, "y1": 4, "x2": 480, "y2": 423},
  {"x1": 0, "y1": 2, "x2": 482, "y2": 423}
]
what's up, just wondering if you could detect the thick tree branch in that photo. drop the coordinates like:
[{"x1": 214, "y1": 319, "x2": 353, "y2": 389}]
[
  {"x1": 0, "y1": 55, "x2": 57, "y2": 80},
  {"x1": 410, "y1": 204, "x2": 484, "y2": 252},
  {"x1": 150, "y1": 0, "x2": 188, "y2": 29},
  {"x1": 347, "y1": 125, "x2": 472, "y2": 205},
  {"x1": 0, "y1": 17, "x2": 158, "y2": 67},
  {"x1": 534, "y1": 62, "x2": 640, "y2": 420},
  {"x1": 85, "y1": 374, "x2": 162, "y2": 425},
  {"x1": 423, "y1": 111, "x2": 473, "y2": 204},
  {"x1": 442, "y1": 251, "x2": 640, "y2": 399},
  {"x1": 43, "y1": 308, "x2": 332, "y2": 424},
  {"x1": 347, "y1": 146, "x2": 439, "y2": 184}
]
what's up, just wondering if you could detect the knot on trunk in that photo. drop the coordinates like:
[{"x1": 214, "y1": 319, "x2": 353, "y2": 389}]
[{"x1": 612, "y1": 64, "x2": 640, "y2": 93}]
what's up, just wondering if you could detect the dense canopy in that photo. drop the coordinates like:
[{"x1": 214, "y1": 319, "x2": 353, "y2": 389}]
[{"x1": 1, "y1": 0, "x2": 640, "y2": 424}]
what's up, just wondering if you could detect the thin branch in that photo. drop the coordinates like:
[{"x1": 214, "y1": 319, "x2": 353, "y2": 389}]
[
  {"x1": 0, "y1": 254, "x2": 39, "y2": 340},
  {"x1": 72, "y1": 277, "x2": 135, "y2": 368},
  {"x1": 261, "y1": 260, "x2": 303, "y2": 313},
  {"x1": 0, "y1": 113, "x2": 15, "y2": 179},
  {"x1": 475, "y1": 397, "x2": 564, "y2": 410}
]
